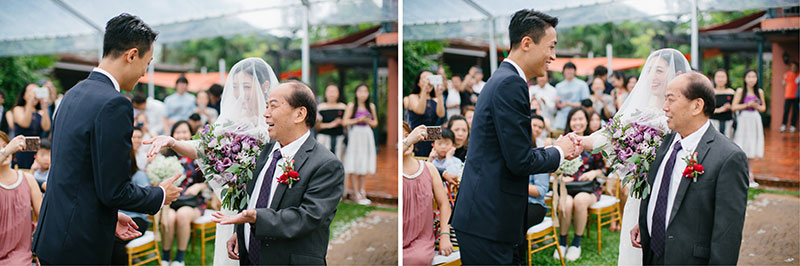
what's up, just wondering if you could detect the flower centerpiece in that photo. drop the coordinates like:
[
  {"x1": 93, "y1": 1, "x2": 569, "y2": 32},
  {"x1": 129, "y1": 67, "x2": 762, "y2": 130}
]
[
  {"x1": 146, "y1": 155, "x2": 185, "y2": 185},
  {"x1": 193, "y1": 121, "x2": 266, "y2": 211},
  {"x1": 593, "y1": 109, "x2": 668, "y2": 199}
]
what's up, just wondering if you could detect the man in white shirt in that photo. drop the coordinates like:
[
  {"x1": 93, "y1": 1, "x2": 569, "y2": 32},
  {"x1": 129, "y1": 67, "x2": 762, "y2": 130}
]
[
  {"x1": 163, "y1": 76, "x2": 196, "y2": 129},
  {"x1": 554, "y1": 62, "x2": 590, "y2": 131},
  {"x1": 214, "y1": 81, "x2": 344, "y2": 265},
  {"x1": 529, "y1": 71, "x2": 557, "y2": 124},
  {"x1": 132, "y1": 94, "x2": 167, "y2": 136}
]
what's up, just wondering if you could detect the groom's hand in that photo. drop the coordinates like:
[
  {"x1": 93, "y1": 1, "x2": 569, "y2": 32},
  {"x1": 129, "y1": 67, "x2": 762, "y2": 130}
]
[
  {"x1": 631, "y1": 224, "x2": 642, "y2": 248},
  {"x1": 159, "y1": 173, "x2": 182, "y2": 205},
  {"x1": 554, "y1": 133, "x2": 581, "y2": 160},
  {"x1": 227, "y1": 232, "x2": 239, "y2": 260},
  {"x1": 115, "y1": 212, "x2": 142, "y2": 241}
]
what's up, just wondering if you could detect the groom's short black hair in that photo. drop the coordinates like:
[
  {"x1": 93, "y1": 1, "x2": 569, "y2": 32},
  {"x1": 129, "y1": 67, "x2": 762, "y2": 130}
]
[
  {"x1": 680, "y1": 72, "x2": 716, "y2": 117},
  {"x1": 508, "y1": 9, "x2": 558, "y2": 50},
  {"x1": 103, "y1": 13, "x2": 158, "y2": 58},
  {"x1": 284, "y1": 81, "x2": 317, "y2": 129}
]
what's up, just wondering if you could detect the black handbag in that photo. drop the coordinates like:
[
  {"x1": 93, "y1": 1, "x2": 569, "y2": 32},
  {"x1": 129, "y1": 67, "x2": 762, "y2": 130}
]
[
  {"x1": 565, "y1": 180, "x2": 596, "y2": 197},
  {"x1": 170, "y1": 194, "x2": 200, "y2": 210}
]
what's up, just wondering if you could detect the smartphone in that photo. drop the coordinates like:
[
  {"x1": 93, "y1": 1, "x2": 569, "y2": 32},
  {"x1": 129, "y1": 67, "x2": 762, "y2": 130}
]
[
  {"x1": 426, "y1": 75, "x2": 443, "y2": 86},
  {"x1": 23, "y1": 137, "x2": 40, "y2": 152},
  {"x1": 424, "y1": 126, "x2": 442, "y2": 141},
  {"x1": 36, "y1": 87, "x2": 49, "y2": 99}
]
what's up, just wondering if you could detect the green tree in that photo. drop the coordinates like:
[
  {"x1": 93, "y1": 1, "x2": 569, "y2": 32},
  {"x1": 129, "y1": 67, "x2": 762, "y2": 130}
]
[
  {"x1": 0, "y1": 55, "x2": 58, "y2": 111},
  {"x1": 402, "y1": 41, "x2": 446, "y2": 95}
]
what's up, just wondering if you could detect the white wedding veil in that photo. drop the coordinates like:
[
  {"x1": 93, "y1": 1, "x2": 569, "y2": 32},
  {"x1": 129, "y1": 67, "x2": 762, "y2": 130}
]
[
  {"x1": 616, "y1": 48, "x2": 692, "y2": 115},
  {"x1": 216, "y1": 57, "x2": 279, "y2": 139}
]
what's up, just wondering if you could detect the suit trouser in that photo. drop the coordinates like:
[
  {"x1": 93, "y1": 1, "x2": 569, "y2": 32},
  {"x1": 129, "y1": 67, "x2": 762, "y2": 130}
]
[
  {"x1": 455, "y1": 229, "x2": 517, "y2": 265},
  {"x1": 783, "y1": 98, "x2": 799, "y2": 127},
  {"x1": 645, "y1": 248, "x2": 666, "y2": 265}
]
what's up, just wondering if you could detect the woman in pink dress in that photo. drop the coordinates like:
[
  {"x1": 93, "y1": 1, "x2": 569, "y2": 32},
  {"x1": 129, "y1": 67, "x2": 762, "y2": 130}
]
[
  {"x1": 402, "y1": 122, "x2": 454, "y2": 265},
  {"x1": 0, "y1": 132, "x2": 43, "y2": 265}
]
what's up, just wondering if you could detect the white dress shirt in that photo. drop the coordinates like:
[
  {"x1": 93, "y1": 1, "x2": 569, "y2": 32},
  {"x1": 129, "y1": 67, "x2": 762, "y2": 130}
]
[
  {"x1": 245, "y1": 130, "x2": 311, "y2": 249},
  {"x1": 504, "y1": 58, "x2": 565, "y2": 164},
  {"x1": 647, "y1": 120, "x2": 710, "y2": 234},
  {"x1": 92, "y1": 67, "x2": 121, "y2": 92}
]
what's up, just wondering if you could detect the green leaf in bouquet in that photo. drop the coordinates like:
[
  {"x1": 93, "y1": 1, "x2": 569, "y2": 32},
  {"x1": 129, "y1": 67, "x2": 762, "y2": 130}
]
[
  {"x1": 226, "y1": 163, "x2": 242, "y2": 173},
  {"x1": 591, "y1": 143, "x2": 607, "y2": 154},
  {"x1": 221, "y1": 187, "x2": 229, "y2": 199},
  {"x1": 641, "y1": 182, "x2": 651, "y2": 199},
  {"x1": 239, "y1": 197, "x2": 247, "y2": 210}
]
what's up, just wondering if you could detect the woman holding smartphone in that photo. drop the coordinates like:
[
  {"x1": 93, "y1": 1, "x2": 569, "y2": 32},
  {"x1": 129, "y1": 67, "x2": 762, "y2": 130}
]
[
  {"x1": 405, "y1": 70, "x2": 445, "y2": 157},
  {"x1": 13, "y1": 84, "x2": 51, "y2": 169}
]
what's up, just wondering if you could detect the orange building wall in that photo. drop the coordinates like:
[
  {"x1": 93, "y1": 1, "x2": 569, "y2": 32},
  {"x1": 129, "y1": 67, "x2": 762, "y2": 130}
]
[{"x1": 769, "y1": 41, "x2": 800, "y2": 131}]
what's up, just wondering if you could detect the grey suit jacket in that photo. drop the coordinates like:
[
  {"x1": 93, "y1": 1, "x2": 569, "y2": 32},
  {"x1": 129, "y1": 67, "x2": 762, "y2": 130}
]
[
  {"x1": 639, "y1": 124, "x2": 749, "y2": 265},
  {"x1": 236, "y1": 135, "x2": 344, "y2": 265}
]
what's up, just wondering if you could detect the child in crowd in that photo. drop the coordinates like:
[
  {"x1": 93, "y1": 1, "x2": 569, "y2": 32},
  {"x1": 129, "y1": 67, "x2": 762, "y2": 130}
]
[
  {"x1": 428, "y1": 128, "x2": 463, "y2": 179},
  {"x1": 31, "y1": 139, "x2": 52, "y2": 191}
]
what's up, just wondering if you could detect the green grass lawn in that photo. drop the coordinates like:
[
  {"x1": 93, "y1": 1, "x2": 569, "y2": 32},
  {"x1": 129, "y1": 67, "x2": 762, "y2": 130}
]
[
  {"x1": 143, "y1": 202, "x2": 395, "y2": 265},
  {"x1": 529, "y1": 223, "x2": 621, "y2": 266},
  {"x1": 747, "y1": 187, "x2": 800, "y2": 201}
]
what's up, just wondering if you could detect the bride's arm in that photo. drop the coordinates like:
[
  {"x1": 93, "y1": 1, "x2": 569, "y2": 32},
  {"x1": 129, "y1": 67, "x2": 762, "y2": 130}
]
[{"x1": 143, "y1": 136, "x2": 200, "y2": 159}]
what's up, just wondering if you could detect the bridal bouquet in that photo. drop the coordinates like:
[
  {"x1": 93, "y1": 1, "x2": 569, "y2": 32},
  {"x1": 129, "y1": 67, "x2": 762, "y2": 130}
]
[
  {"x1": 193, "y1": 121, "x2": 266, "y2": 211},
  {"x1": 593, "y1": 109, "x2": 668, "y2": 199},
  {"x1": 146, "y1": 155, "x2": 185, "y2": 185},
  {"x1": 556, "y1": 157, "x2": 582, "y2": 176}
]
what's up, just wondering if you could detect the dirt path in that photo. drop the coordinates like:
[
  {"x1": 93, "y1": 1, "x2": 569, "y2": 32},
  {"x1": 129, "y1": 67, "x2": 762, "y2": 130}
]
[
  {"x1": 739, "y1": 193, "x2": 800, "y2": 265},
  {"x1": 326, "y1": 210, "x2": 398, "y2": 265}
]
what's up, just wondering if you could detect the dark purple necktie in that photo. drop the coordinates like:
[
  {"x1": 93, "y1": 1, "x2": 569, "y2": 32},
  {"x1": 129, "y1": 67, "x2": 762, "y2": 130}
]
[
  {"x1": 248, "y1": 149, "x2": 282, "y2": 265},
  {"x1": 651, "y1": 140, "x2": 682, "y2": 258}
]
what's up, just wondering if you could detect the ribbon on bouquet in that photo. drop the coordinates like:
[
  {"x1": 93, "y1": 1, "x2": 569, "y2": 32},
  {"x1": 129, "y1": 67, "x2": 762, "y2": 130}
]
[{"x1": 551, "y1": 173, "x2": 568, "y2": 228}]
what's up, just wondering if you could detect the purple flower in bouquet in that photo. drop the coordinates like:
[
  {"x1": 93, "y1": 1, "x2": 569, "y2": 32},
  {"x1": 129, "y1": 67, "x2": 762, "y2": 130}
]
[{"x1": 619, "y1": 147, "x2": 634, "y2": 162}]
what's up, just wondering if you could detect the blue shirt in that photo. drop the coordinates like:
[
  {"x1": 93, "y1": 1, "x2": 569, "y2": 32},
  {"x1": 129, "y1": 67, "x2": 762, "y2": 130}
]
[
  {"x1": 554, "y1": 78, "x2": 590, "y2": 130},
  {"x1": 164, "y1": 92, "x2": 196, "y2": 123},
  {"x1": 432, "y1": 156, "x2": 463, "y2": 176},
  {"x1": 528, "y1": 173, "x2": 550, "y2": 206},
  {"x1": 120, "y1": 170, "x2": 151, "y2": 221}
]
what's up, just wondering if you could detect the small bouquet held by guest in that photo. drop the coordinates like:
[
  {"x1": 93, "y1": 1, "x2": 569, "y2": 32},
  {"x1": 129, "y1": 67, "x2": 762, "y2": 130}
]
[
  {"x1": 146, "y1": 155, "x2": 185, "y2": 185},
  {"x1": 193, "y1": 121, "x2": 266, "y2": 211},
  {"x1": 592, "y1": 109, "x2": 668, "y2": 199}
]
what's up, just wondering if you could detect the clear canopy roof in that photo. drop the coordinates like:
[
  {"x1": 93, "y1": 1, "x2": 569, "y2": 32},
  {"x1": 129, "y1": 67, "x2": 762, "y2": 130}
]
[
  {"x1": 0, "y1": 0, "x2": 397, "y2": 56},
  {"x1": 403, "y1": 0, "x2": 798, "y2": 41}
]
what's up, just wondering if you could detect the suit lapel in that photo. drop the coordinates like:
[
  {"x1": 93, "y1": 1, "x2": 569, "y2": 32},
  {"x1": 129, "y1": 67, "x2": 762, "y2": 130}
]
[
  {"x1": 268, "y1": 136, "x2": 317, "y2": 210},
  {"x1": 247, "y1": 141, "x2": 276, "y2": 196},
  {"x1": 668, "y1": 127, "x2": 715, "y2": 226}
]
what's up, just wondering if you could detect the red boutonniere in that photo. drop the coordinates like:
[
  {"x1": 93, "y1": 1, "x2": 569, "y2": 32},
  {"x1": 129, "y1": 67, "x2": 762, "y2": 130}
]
[
  {"x1": 682, "y1": 152, "x2": 704, "y2": 182},
  {"x1": 277, "y1": 157, "x2": 300, "y2": 188}
]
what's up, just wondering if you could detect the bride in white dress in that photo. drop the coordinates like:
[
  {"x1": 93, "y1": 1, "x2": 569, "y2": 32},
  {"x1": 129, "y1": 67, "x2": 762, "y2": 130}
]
[
  {"x1": 146, "y1": 57, "x2": 279, "y2": 266},
  {"x1": 579, "y1": 49, "x2": 690, "y2": 265}
]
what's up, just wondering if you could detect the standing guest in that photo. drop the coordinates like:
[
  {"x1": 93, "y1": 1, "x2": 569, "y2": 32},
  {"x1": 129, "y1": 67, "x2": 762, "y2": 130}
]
[
  {"x1": 554, "y1": 62, "x2": 590, "y2": 134},
  {"x1": 132, "y1": 126, "x2": 149, "y2": 174},
  {"x1": 208, "y1": 83, "x2": 223, "y2": 114},
  {"x1": 459, "y1": 67, "x2": 481, "y2": 108},
  {"x1": 30, "y1": 140, "x2": 52, "y2": 191},
  {"x1": 609, "y1": 72, "x2": 628, "y2": 109},
  {"x1": 343, "y1": 84, "x2": 378, "y2": 205},
  {"x1": 132, "y1": 94, "x2": 167, "y2": 136},
  {"x1": 733, "y1": 70, "x2": 766, "y2": 188},
  {"x1": 13, "y1": 83, "x2": 51, "y2": 169},
  {"x1": 529, "y1": 71, "x2": 558, "y2": 124},
  {"x1": 554, "y1": 108, "x2": 604, "y2": 262},
  {"x1": 405, "y1": 70, "x2": 445, "y2": 156},
  {"x1": 161, "y1": 120, "x2": 206, "y2": 266},
  {"x1": 194, "y1": 90, "x2": 219, "y2": 125},
  {"x1": 462, "y1": 105, "x2": 475, "y2": 129},
  {"x1": 446, "y1": 75, "x2": 463, "y2": 119},
  {"x1": 781, "y1": 61, "x2": 799, "y2": 132},
  {"x1": 589, "y1": 77, "x2": 616, "y2": 120},
  {"x1": 316, "y1": 84, "x2": 347, "y2": 162},
  {"x1": 164, "y1": 76, "x2": 196, "y2": 130},
  {"x1": 0, "y1": 133, "x2": 43, "y2": 265},
  {"x1": 466, "y1": 66, "x2": 487, "y2": 103},
  {"x1": 447, "y1": 115, "x2": 470, "y2": 162},
  {"x1": 4, "y1": 110, "x2": 12, "y2": 137},
  {"x1": 0, "y1": 90, "x2": 8, "y2": 134},
  {"x1": 625, "y1": 75, "x2": 637, "y2": 96},
  {"x1": 710, "y1": 69, "x2": 736, "y2": 138},
  {"x1": 593, "y1": 65, "x2": 614, "y2": 95},
  {"x1": 110, "y1": 151, "x2": 151, "y2": 265},
  {"x1": 402, "y1": 122, "x2": 453, "y2": 265}
]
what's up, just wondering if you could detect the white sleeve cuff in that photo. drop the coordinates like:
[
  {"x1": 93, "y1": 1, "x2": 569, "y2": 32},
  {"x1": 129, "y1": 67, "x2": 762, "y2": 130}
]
[
  {"x1": 159, "y1": 186, "x2": 166, "y2": 207},
  {"x1": 551, "y1": 145, "x2": 565, "y2": 165}
]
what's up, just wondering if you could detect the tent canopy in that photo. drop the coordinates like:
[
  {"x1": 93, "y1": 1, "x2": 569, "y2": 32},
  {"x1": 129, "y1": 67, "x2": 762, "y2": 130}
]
[
  {"x1": 403, "y1": 0, "x2": 798, "y2": 42},
  {"x1": 0, "y1": 0, "x2": 397, "y2": 57}
]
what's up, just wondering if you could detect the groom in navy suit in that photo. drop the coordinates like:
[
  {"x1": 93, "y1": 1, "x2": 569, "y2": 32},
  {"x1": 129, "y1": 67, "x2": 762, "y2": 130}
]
[
  {"x1": 33, "y1": 13, "x2": 181, "y2": 264},
  {"x1": 451, "y1": 9, "x2": 581, "y2": 264}
]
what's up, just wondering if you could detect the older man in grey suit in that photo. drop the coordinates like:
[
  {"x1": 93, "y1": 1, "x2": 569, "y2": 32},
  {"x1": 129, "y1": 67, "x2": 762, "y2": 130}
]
[
  {"x1": 213, "y1": 81, "x2": 344, "y2": 265},
  {"x1": 631, "y1": 72, "x2": 749, "y2": 265}
]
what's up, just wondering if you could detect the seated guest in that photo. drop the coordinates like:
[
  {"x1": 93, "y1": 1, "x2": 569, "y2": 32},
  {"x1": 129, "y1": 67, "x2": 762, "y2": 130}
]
[
  {"x1": 0, "y1": 133, "x2": 43, "y2": 265},
  {"x1": 110, "y1": 151, "x2": 151, "y2": 265},
  {"x1": 554, "y1": 108, "x2": 605, "y2": 262},
  {"x1": 31, "y1": 139, "x2": 52, "y2": 191},
  {"x1": 518, "y1": 113, "x2": 552, "y2": 263},
  {"x1": 588, "y1": 111, "x2": 603, "y2": 134},
  {"x1": 428, "y1": 128, "x2": 463, "y2": 186},
  {"x1": 446, "y1": 115, "x2": 470, "y2": 162},
  {"x1": 461, "y1": 105, "x2": 475, "y2": 129},
  {"x1": 530, "y1": 114, "x2": 552, "y2": 148},
  {"x1": 160, "y1": 121, "x2": 206, "y2": 266},
  {"x1": 402, "y1": 122, "x2": 453, "y2": 265}
]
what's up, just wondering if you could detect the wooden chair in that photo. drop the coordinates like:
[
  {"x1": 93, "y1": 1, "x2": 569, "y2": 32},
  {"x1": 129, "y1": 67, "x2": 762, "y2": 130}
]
[
  {"x1": 527, "y1": 217, "x2": 565, "y2": 266},
  {"x1": 190, "y1": 209, "x2": 217, "y2": 266},
  {"x1": 585, "y1": 176, "x2": 622, "y2": 253},
  {"x1": 126, "y1": 231, "x2": 162, "y2": 266}
]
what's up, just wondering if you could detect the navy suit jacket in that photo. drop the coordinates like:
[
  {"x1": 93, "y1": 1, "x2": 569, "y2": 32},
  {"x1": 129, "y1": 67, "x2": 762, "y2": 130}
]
[
  {"x1": 32, "y1": 71, "x2": 164, "y2": 264},
  {"x1": 452, "y1": 61, "x2": 560, "y2": 244}
]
